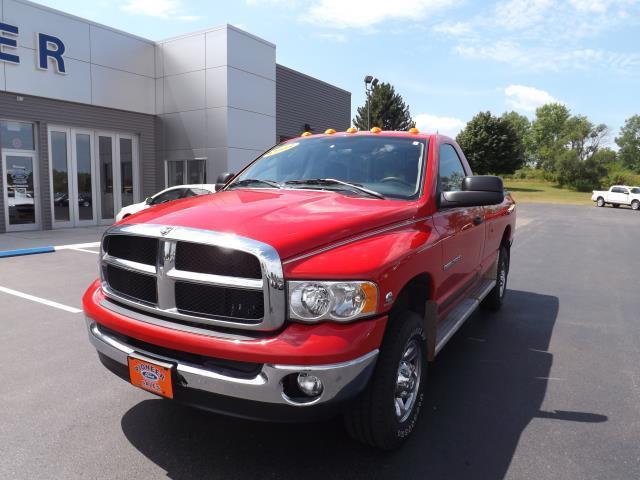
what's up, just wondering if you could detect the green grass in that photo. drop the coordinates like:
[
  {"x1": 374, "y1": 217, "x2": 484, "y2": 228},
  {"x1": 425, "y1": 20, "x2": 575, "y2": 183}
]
[{"x1": 504, "y1": 179, "x2": 593, "y2": 205}]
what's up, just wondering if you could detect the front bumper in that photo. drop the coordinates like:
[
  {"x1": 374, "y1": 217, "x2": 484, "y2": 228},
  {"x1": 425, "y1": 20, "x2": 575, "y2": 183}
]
[{"x1": 87, "y1": 318, "x2": 378, "y2": 421}]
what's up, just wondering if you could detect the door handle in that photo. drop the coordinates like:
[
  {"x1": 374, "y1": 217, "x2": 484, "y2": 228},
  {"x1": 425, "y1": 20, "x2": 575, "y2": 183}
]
[{"x1": 473, "y1": 215, "x2": 483, "y2": 225}]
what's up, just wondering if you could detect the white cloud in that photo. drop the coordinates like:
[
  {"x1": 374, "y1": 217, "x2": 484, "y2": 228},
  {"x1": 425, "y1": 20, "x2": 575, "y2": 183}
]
[
  {"x1": 445, "y1": 0, "x2": 640, "y2": 74},
  {"x1": 302, "y1": 0, "x2": 460, "y2": 29},
  {"x1": 456, "y1": 39, "x2": 640, "y2": 72},
  {"x1": 504, "y1": 85, "x2": 560, "y2": 112},
  {"x1": 568, "y1": 0, "x2": 614, "y2": 13},
  {"x1": 455, "y1": 41, "x2": 522, "y2": 63},
  {"x1": 314, "y1": 32, "x2": 348, "y2": 43},
  {"x1": 120, "y1": 0, "x2": 199, "y2": 20},
  {"x1": 493, "y1": 0, "x2": 552, "y2": 30},
  {"x1": 432, "y1": 21, "x2": 472, "y2": 35},
  {"x1": 414, "y1": 113, "x2": 466, "y2": 137}
]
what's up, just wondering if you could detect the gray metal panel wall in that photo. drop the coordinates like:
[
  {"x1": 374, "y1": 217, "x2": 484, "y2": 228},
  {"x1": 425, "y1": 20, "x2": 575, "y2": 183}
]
[
  {"x1": 276, "y1": 64, "x2": 351, "y2": 140},
  {"x1": 0, "y1": 91, "x2": 157, "y2": 233}
]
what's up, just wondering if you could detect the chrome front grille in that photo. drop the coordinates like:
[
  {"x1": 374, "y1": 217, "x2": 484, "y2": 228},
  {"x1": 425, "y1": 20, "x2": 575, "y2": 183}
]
[{"x1": 99, "y1": 224, "x2": 285, "y2": 331}]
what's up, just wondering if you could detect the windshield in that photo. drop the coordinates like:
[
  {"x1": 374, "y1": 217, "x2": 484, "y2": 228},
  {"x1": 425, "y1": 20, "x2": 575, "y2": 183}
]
[{"x1": 230, "y1": 136, "x2": 427, "y2": 200}]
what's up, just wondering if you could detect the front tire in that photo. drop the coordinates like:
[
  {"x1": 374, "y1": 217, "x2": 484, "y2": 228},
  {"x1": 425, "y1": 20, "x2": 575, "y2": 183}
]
[
  {"x1": 344, "y1": 311, "x2": 427, "y2": 450},
  {"x1": 596, "y1": 197, "x2": 605, "y2": 207},
  {"x1": 482, "y1": 245, "x2": 509, "y2": 311},
  {"x1": 632, "y1": 200, "x2": 639, "y2": 211}
]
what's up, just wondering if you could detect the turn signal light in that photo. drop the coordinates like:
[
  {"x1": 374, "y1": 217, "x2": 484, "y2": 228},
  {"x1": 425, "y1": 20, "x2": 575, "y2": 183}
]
[
  {"x1": 346, "y1": 127, "x2": 357, "y2": 133},
  {"x1": 301, "y1": 131, "x2": 312, "y2": 137},
  {"x1": 370, "y1": 127, "x2": 381, "y2": 133},
  {"x1": 408, "y1": 127, "x2": 420, "y2": 134},
  {"x1": 325, "y1": 128, "x2": 336, "y2": 134}
]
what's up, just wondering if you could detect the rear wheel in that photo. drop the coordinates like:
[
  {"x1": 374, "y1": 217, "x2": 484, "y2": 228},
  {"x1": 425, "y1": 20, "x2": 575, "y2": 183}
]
[
  {"x1": 632, "y1": 200, "x2": 639, "y2": 211},
  {"x1": 344, "y1": 311, "x2": 427, "y2": 450},
  {"x1": 482, "y1": 245, "x2": 509, "y2": 311},
  {"x1": 596, "y1": 197, "x2": 605, "y2": 207}
]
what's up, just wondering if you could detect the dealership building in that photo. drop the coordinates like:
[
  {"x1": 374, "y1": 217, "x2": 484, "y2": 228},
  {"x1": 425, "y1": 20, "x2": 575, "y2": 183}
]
[{"x1": 0, "y1": 0, "x2": 351, "y2": 233}]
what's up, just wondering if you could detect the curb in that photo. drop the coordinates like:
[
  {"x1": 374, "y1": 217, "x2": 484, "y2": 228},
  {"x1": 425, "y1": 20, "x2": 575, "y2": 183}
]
[{"x1": 0, "y1": 246, "x2": 56, "y2": 258}]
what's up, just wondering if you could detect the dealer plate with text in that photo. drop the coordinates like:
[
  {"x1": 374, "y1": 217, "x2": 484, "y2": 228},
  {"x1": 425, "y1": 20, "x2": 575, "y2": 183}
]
[{"x1": 128, "y1": 355, "x2": 174, "y2": 399}]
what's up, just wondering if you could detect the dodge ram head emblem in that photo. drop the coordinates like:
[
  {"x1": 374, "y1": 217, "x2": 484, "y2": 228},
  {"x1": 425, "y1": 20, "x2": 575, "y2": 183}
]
[{"x1": 159, "y1": 226, "x2": 174, "y2": 236}]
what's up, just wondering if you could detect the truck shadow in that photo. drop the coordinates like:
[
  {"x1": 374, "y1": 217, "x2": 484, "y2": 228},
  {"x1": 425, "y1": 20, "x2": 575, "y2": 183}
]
[{"x1": 120, "y1": 290, "x2": 607, "y2": 480}]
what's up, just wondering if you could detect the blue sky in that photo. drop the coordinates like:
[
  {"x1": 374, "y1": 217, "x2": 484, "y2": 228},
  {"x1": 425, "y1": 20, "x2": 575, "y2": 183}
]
[{"x1": 38, "y1": 0, "x2": 640, "y2": 143}]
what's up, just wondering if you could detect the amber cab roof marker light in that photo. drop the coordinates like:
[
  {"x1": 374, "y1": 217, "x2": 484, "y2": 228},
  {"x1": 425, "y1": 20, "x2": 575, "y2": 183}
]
[
  {"x1": 408, "y1": 127, "x2": 420, "y2": 134},
  {"x1": 370, "y1": 127, "x2": 381, "y2": 134},
  {"x1": 301, "y1": 131, "x2": 313, "y2": 137},
  {"x1": 325, "y1": 128, "x2": 336, "y2": 134},
  {"x1": 346, "y1": 127, "x2": 357, "y2": 133}
]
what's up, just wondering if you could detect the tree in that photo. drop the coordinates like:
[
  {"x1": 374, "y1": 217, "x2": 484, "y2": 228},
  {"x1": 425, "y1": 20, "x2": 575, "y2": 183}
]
[
  {"x1": 529, "y1": 103, "x2": 571, "y2": 171},
  {"x1": 456, "y1": 111, "x2": 525, "y2": 175},
  {"x1": 564, "y1": 115, "x2": 608, "y2": 161},
  {"x1": 501, "y1": 111, "x2": 533, "y2": 164},
  {"x1": 615, "y1": 115, "x2": 640, "y2": 172},
  {"x1": 353, "y1": 82, "x2": 415, "y2": 131},
  {"x1": 556, "y1": 150, "x2": 607, "y2": 191}
]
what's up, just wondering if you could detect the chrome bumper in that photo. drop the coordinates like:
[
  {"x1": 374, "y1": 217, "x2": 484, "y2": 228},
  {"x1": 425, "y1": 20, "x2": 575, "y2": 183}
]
[{"x1": 86, "y1": 319, "x2": 378, "y2": 408}]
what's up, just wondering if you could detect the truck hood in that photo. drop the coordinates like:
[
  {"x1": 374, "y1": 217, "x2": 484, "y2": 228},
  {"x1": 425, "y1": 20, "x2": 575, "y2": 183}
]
[{"x1": 122, "y1": 189, "x2": 419, "y2": 260}]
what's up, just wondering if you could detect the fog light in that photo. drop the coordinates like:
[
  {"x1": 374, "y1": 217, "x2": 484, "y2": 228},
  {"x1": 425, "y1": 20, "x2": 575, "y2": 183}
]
[{"x1": 297, "y1": 373, "x2": 323, "y2": 397}]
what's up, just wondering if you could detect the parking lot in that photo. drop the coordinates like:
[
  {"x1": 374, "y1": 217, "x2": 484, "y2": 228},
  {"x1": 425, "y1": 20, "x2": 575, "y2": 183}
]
[{"x1": 0, "y1": 203, "x2": 639, "y2": 479}]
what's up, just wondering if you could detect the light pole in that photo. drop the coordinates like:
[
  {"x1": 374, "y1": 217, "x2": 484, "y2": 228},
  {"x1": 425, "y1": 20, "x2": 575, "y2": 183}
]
[{"x1": 364, "y1": 75, "x2": 378, "y2": 130}]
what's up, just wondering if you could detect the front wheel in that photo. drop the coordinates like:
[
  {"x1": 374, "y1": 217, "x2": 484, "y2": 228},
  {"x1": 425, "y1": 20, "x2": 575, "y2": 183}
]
[
  {"x1": 482, "y1": 245, "x2": 509, "y2": 311},
  {"x1": 632, "y1": 200, "x2": 639, "y2": 211},
  {"x1": 596, "y1": 197, "x2": 605, "y2": 207},
  {"x1": 344, "y1": 311, "x2": 427, "y2": 450}
]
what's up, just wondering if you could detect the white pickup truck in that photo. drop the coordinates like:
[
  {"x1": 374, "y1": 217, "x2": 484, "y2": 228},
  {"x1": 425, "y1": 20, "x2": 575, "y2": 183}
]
[{"x1": 592, "y1": 185, "x2": 640, "y2": 210}]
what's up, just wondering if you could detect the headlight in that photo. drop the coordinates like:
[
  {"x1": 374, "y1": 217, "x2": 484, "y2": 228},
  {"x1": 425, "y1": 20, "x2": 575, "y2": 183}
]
[{"x1": 288, "y1": 281, "x2": 378, "y2": 322}]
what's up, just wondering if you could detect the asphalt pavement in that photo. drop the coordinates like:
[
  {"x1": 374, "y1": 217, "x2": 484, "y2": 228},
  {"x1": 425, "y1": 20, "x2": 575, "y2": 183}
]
[{"x1": 0, "y1": 203, "x2": 638, "y2": 479}]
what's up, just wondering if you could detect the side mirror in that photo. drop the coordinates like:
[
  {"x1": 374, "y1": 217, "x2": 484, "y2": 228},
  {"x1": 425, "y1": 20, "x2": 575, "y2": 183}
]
[
  {"x1": 440, "y1": 175, "x2": 505, "y2": 208},
  {"x1": 144, "y1": 196, "x2": 152, "y2": 205},
  {"x1": 216, "y1": 172, "x2": 235, "y2": 190}
]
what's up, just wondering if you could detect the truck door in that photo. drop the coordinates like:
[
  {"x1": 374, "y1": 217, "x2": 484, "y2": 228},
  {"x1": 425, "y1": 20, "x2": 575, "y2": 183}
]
[
  {"x1": 609, "y1": 187, "x2": 626, "y2": 204},
  {"x1": 620, "y1": 187, "x2": 631, "y2": 204},
  {"x1": 432, "y1": 143, "x2": 485, "y2": 315}
]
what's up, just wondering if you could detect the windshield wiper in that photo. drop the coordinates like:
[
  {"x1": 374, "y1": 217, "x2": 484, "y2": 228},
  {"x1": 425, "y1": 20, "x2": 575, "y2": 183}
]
[
  {"x1": 227, "y1": 178, "x2": 281, "y2": 190},
  {"x1": 284, "y1": 178, "x2": 385, "y2": 199}
]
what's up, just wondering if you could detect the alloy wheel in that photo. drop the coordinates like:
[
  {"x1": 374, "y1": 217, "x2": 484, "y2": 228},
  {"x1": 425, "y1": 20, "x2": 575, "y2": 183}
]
[{"x1": 394, "y1": 338, "x2": 422, "y2": 423}]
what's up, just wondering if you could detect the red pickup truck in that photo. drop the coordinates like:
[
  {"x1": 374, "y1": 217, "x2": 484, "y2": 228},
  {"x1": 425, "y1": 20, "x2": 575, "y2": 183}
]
[{"x1": 83, "y1": 129, "x2": 515, "y2": 449}]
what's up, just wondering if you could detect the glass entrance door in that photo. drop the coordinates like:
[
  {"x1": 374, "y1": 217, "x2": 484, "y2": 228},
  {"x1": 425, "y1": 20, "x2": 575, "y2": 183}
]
[
  {"x1": 97, "y1": 133, "x2": 116, "y2": 224},
  {"x1": 72, "y1": 130, "x2": 96, "y2": 226},
  {"x1": 48, "y1": 127, "x2": 139, "y2": 227},
  {"x1": 2, "y1": 151, "x2": 40, "y2": 231},
  {"x1": 49, "y1": 127, "x2": 97, "y2": 227}
]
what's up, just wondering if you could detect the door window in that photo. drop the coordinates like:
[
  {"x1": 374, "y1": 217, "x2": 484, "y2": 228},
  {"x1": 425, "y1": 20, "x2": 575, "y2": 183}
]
[
  {"x1": 99, "y1": 136, "x2": 114, "y2": 220},
  {"x1": 438, "y1": 144, "x2": 466, "y2": 193},
  {"x1": 166, "y1": 159, "x2": 206, "y2": 187},
  {"x1": 151, "y1": 188, "x2": 184, "y2": 205},
  {"x1": 51, "y1": 131, "x2": 71, "y2": 222},
  {"x1": 5, "y1": 154, "x2": 36, "y2": 225},
  {"x1": 120, "y1": 137, "x2": 134, "y2": 208},
  {"x1": 76, "y1": 133, "x2": 94, "y2": 221},
  {"x1": 167, "y1": 161, "x2": 184, "y2": 187},
  {"x1": 1, "y1": 121, "x2": 34, "y2": 150},
  {"x1": 187, "y1": 159, "x2": 206, "y2": 184}
]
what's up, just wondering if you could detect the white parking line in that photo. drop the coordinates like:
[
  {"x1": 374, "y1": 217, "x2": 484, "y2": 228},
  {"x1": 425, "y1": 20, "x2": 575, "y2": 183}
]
[
  {"x1": 0, "y1": 286, "x2": 82, "y2": 314},
  {"x1": 54, "y1": 242, "x2": 100, "y2": 250},
  {"x1": 68, "y1": 247, "x2": 99, "y2": 254}
]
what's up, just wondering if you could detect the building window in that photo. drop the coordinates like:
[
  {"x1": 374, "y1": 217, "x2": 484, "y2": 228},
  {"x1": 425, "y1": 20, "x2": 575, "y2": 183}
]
[
  {"x1": 166, "y1": 159, "x2": 206, "y2": 187},
  {"x1": 1, "y1": 120, "x2": 35, "y2": 150}
]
